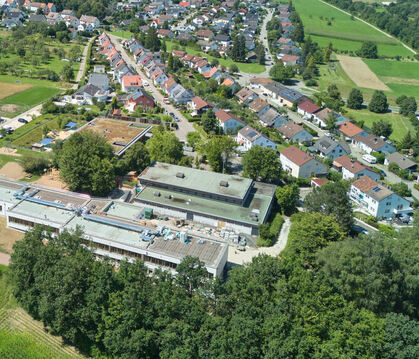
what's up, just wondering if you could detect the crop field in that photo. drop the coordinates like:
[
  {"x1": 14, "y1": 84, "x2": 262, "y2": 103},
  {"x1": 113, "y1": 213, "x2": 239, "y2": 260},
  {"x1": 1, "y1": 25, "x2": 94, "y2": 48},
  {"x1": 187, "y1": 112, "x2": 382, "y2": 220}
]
[
  {"x1": 292, "y1": 0, "x2": 413, "y2": 57},
  {"x1": 363, "y1": 59, "x2": 419, "y2": 80},
  {"x1": 0, "y1": 82, "x2": 33, "y2": 100},
  {"x1": 337, "y1": 55, "x2": 390, "y2": 91},
  {"x1": 0, "y1": 265, "x2": 84, "y2": 358}
]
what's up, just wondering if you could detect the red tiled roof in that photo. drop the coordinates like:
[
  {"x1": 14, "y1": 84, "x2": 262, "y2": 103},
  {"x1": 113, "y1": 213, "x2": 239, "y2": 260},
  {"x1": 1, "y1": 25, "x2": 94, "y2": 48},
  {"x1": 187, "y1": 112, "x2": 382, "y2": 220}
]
[
  {"x1": 352, "y1": 175, "x2": 378, "y2": 192},
  {"x1": 337, "y1": 121, "x2": 364, "y2": 137},
  {"x1": 298, "y1": 100, "x2": 321, "y2": 114},
  {"x1": 280, "y1": 145, "x2": 313, "y2": 166},
  {"x1": 334, "y1": 155, "x2": 367, "y2": 174}
]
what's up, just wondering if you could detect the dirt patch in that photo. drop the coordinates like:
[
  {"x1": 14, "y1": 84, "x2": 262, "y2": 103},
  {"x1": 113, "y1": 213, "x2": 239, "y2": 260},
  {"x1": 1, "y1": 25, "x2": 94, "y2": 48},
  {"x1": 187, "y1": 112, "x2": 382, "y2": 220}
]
[
  {"x1": 0, "y1": 148, "x2": 20, "y2": 156},
  {"x1": 0, "y1": 82, "x2": 32, "y2": 100},
  {"x1": 0, "y1": 104, "x2": 21, "y2": 113},
  {"x1": 33, "y1": 168, "x2": 68, "y2": 190},
  {"x1": 337, "y1": 55, "x2": 390, "y2": 91},
  {"x1": 380, "y1": 76, "x2": 419, "y2": 85},
  {"x1": 0, "y1": 162, "x2": 26, "y2": 180},
  {"x1": 0, "y1": 217, "x2": 24, "y2": 255}
]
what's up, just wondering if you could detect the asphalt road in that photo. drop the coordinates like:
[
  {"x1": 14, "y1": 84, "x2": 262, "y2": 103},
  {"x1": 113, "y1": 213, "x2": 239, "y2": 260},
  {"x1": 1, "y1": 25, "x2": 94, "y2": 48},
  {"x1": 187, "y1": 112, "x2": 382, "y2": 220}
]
[{"x1": 109, "y1": 34, "x2": 195, "y2": 142}]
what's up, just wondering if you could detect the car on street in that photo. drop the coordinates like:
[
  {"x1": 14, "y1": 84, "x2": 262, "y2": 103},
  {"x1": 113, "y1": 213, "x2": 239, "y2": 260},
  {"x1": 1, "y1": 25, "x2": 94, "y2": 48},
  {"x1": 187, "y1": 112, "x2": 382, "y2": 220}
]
[
  {"x1": 169, "y1": 112, "x2": 175, "y2": 117},
  {"x1": 143, "y1": 80, "x2": 149, "y2": 86},
  {"x1": 163, "y1": 97, "x2": 170, "y2": 104},
  {"x1": 18, "y1": 118, "x2": 28, "y2": 124}
]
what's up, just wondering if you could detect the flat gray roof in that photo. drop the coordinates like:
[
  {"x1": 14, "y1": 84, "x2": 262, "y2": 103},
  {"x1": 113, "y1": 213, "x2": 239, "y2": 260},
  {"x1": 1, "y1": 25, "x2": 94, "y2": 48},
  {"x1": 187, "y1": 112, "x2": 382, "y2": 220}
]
[
  {"x1": 140, "y1": 162, "x2": 253, "y2": 200},
  {"x1": 136, "y1": 181, "x2": 276, "y2": 226},
  {"x1": 9, "y1": 201, "x2": 75, "y2": 225}
]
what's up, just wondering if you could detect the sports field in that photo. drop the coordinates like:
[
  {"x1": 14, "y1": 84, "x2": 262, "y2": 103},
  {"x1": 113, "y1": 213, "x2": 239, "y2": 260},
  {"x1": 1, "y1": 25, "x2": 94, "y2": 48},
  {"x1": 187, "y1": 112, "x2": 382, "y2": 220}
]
[{"x1": 292, "y1": 0, "x2": 413, "y2": 57}]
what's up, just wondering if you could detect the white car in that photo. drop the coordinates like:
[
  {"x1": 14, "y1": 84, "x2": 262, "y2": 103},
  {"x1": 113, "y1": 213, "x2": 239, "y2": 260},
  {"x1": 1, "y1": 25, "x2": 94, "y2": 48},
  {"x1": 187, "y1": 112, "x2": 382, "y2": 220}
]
[
  {"x1": 143, "y1": 80, "x2": 149, "y2": 86},
  {"x1": 362, "y1": 154, "x2": 377, "y2": 164}
]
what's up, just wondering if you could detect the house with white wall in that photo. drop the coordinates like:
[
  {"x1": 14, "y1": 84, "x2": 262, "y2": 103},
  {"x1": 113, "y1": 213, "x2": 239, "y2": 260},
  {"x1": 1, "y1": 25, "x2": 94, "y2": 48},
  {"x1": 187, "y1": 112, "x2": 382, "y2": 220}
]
[
  {"x1": 280, "y1": 145, "x2": 328, "y2": 178},
  {"x1": 333, "y1": 155, "x2": 380, "y2": 182},
  {"x1": 352, "y1": 134, "x2": 396, "y2": 155},
  {"x1": 278, "y1": 121, "x2": 313, "y2": 144},
  {"x1": 309, "y1": 136, "x2": 351, "y2": 160},
  {"x1": 349, "y1": 176, "x2": 412, "y2": 219},
  {"x1": 215, "y1": 109, "x2": 245, "y2": 133},
  {"x1": 236, "y1": 126, "x2": 276, "y2": 152}
]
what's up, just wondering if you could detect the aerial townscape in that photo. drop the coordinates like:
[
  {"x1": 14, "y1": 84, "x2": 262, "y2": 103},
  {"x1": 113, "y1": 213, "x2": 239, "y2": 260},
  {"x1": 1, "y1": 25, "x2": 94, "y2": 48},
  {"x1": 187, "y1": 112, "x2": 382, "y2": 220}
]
[{"x1": 0, "y1": 0, "x2": 418, "y2": 357}]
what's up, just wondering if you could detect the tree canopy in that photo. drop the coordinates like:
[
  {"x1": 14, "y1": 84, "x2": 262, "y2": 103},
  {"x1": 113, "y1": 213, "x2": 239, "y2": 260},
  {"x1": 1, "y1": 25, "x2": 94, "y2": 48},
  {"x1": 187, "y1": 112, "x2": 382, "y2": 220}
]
[
  {"x1": 347, "y1": 88, "x2": 363, "y2": 109},
  {"x1": 369, "y1": 90, "x2": 389, "y2": 113},
  {"x1": 242, "y1": 146, "x2": 281, "y2": 182},
  {"x1": 198, "y1": 136, "x2": 237, "y2": 172},
  {"x1": 145, "y1": 127, "x2": 183, "y2": 164}
]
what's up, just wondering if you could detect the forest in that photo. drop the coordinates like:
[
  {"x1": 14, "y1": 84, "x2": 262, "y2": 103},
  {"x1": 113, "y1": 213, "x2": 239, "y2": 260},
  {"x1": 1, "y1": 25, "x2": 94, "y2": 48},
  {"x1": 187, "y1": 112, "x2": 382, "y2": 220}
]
[
  {"x1": 324, "y1": 0, "x2": 419, "y2": 51},
  {"x1": 36, "y1": 0, "x2": 114, "y2": 19},
  {"x1": 8, "y1": 211, "x2": 419, "y2": 358}
]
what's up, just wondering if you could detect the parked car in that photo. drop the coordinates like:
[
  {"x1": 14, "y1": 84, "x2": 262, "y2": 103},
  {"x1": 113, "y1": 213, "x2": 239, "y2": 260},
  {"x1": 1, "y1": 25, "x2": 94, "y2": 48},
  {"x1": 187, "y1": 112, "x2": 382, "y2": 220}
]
[
  {"x1": 143, "y1": 80, "x2": 149, "y2": 86},
  {"x1": 163, "y1": 97, "x2": 170, "y2": 104},
  {"x1": 362, "y1": 154, "x2": 376, "y2": 164},
  {"x1": 18, "y1": 118, "x2": 28, "y2": 124},
  {"x1": 169, "y1": 112, "x2": 175, "y2": 117}
]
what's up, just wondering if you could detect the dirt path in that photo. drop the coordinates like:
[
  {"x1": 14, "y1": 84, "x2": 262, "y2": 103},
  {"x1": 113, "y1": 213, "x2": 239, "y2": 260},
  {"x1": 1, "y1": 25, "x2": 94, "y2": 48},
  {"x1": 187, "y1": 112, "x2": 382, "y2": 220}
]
[
  {"x1": 73, "y1": 37, "x2": 95, "y2": 89},
  {"x1": 0, "y1": 252, "x2": 10, "y2": 266},
  {"x1": 0, "y1": 162, "x2": 26, "y2": 180},
  {"x1": 337, "y1": 55, "x2": 390, "y2": 91},
  {"x1": 318, "y1": 0, "x2": 416, "y2": 55}
]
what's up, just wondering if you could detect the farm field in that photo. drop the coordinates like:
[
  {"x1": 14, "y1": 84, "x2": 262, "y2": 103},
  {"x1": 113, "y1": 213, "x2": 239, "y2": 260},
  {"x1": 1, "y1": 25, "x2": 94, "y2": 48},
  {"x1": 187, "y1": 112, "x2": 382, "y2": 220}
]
[
  {"x1": 0, "y1": 265, "x2": 84, "y2": 358},
  {"x1": 345, "y1": 108, "x2": 415, "y2": 142},
  {"x1": 291, "y1": 0, "x2": 413, "y2": 58}
]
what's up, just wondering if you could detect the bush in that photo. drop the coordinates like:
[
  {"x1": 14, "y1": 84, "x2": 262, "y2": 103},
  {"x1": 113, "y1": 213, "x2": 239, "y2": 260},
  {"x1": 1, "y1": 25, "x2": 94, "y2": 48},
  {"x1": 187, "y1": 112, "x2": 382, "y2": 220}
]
[
  {"x1": 305, "y1": 79, "x2": 317, "y2": 86},
  {"x1": 21, "y1": 155, "x2": 50, "y2": 175},
  {"x1": 257, "y1": 213, "x2": 285, "y2": 247}
]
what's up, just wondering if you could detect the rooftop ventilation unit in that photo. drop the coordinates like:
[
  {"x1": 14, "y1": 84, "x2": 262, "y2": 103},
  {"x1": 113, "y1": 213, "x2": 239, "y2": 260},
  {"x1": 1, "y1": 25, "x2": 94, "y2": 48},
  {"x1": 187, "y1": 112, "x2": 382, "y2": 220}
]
[
  {"x1": 176, "y1": 172, "x2": 185, "y2": 178},
  {"x1": 164, "y1": 194, "x2": 172, "y2": 199},
  {"x1": 154, "y1": 191, "x2": 161, "y2": 197},
  {"x1": 220, "y1": 180, "x2": 228, "y2": 187}
]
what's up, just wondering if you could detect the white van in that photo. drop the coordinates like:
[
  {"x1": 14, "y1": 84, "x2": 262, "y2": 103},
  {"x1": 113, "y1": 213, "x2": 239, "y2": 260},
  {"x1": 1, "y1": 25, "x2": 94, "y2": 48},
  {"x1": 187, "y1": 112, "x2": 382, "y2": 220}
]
[{"x1": 362, "y1": 154, "x2": 376, "y2": 164}]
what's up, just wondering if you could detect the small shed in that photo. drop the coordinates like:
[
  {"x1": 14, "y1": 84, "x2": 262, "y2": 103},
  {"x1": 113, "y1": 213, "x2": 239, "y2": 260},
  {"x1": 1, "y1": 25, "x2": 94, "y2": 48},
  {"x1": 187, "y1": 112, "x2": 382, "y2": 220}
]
[
  {"x1": 39, "y1": 138, "x2": 54, "y2": 147},
  {"x1": 65, "y1": 121, "x2": 78, "y2": 129}
]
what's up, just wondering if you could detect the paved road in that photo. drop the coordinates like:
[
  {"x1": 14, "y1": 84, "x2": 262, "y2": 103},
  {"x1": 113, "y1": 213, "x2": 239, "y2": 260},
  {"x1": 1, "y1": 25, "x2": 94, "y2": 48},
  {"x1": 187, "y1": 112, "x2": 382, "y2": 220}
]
[
  {"x1": 73, "y1": 37, "x2": 95, "y2": 89},
  {"x1": 109, "y1": 34, "x2": 195, "y2": 142},
  {"x1": 0, "y1": 252, "x2": 10, "y2": 266}
]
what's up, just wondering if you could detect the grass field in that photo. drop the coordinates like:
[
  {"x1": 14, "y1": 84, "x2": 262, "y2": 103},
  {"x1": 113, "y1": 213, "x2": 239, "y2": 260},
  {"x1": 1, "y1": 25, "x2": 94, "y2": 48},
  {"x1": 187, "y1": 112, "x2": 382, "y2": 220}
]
[
  {"x1": 109, "y1": 30, "x2": 133, "y2": 39},
  {"x1": 0, "y1": 86, "x2": 61, "y2": 117},
  {"x1": 291, "y1": 0, "x2": 413, "y2": 58},
  {"x1": 0, "y1": 265, "x2": 83, "y2": 358},
  {"x1": 345, "y1": 108, "x2": 415, "y2": 142},
  {"x1": 363, "y1": 59, "x2": 419, "y2": 80}
]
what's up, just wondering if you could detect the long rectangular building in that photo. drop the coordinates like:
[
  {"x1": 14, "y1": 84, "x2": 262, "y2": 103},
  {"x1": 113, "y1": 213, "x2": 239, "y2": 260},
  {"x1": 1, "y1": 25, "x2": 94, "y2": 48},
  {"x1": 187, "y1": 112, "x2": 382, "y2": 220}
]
[
  {"x1": 0, "y1": 179, "x2": 228, "y2": 277},
  {"x1": 135, "y1": 163, "x2": 277, "y2": 235}
]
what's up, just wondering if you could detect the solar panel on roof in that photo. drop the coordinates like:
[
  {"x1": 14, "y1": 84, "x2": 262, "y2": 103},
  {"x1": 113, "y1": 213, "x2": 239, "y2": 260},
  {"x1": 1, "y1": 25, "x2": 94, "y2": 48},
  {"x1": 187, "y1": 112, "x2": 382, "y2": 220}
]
[
  {"x1": 372, "y1": 186, "x2": 381, "y2": 192},
  {"x1": 248, "y1": 131, "x2": 257, "y2": 138}
]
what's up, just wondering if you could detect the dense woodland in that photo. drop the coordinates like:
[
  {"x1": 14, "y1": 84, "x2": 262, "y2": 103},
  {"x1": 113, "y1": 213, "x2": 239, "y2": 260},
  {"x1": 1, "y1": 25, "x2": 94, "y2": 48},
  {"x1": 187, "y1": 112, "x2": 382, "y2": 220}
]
[
  {"x1": 324, "y1": 0, "x2": 419, "y2": 52},
  {"x1": 36, "y1": 0, "x2": 114, "y2": 19},
  {"x1": 8, "y1": 212, "x2": 419, "y2": 358}
]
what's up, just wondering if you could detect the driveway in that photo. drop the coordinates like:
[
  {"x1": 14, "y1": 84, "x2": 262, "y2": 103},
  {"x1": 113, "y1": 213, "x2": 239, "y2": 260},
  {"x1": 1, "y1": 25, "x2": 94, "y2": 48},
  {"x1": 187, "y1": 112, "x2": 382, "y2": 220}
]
[{"x1": 108, "y1": 34, "x2": 196, "y2": 142}]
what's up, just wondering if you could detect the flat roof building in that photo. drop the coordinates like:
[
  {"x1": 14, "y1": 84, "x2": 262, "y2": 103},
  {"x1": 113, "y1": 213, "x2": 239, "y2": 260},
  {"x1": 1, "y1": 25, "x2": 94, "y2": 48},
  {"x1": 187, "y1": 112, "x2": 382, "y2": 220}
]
[
  {"x1": 135, "y1": 163, "x2": 276, "y2": 235},
  {"x1": 0, "y1": 179, "x2": 228, "y2": 277}
]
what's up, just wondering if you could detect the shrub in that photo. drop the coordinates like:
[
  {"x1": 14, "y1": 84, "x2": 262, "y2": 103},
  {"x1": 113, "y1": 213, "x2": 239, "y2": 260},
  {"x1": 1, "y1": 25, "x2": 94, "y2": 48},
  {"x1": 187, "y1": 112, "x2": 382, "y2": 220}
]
[
  {"x1": 257, "y1": 213, "x2": 285, "y2": 247},
  {"x1": 21, "y1": 155, "x2": 50, "y2": 175}
]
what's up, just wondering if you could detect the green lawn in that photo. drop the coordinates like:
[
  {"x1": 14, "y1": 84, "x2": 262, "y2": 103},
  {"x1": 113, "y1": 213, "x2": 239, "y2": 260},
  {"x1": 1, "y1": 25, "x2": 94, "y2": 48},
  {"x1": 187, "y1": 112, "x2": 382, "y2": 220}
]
[
  {"x1": 292, "y1": 0, "x2": 413, "y2": 57},
  {"x1": 109, "y1": 30, "x2": 134, "y2": 39},
  {"x1": 165, "y1": 40, "x2": 265, "y2": 74},
  {"x1": 363, "y1": 59, "x2": 419, "y2": 80},
  {"x1": 0, "y1": 86, "x2": 61, "y2": 117},
  {"x1": 0, "y1": 154, "x2": 17, "y2": 170},
  {"x1": 345, "y1": 109, "x2": 415, "y2": 142},
  {"x1": 386, "y1": 83, "x2": 419, "y2": 98}
]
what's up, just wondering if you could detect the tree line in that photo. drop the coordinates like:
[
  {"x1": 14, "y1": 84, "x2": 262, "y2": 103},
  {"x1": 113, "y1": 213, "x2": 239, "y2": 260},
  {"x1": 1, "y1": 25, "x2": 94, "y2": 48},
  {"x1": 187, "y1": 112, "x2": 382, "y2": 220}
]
[{"x1": 9, "y1": 210, "x2": 419, "y2": 358}]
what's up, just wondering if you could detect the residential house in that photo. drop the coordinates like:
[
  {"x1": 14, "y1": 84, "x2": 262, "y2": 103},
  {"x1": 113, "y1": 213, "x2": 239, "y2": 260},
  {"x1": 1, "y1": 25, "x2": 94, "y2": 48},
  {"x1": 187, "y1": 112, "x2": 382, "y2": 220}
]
[
  {"x1": 214, "y1": 34, "x2": 231, "y2": 47},
  {"x1": 279, "y1": 54, "x2": 301, "y2": 66},
  {"x1": 280, "y1": 145, "x2": 328, "y2": 178},
  {"x1": 220, "y1": 77, "x2": 237, "y2": 90},
  {"x1": 277, "y1": 88, "x2": 307, "y2": 107},
  {"x1": 172, "y1": 50, "x2": 186, "y2": 58},
  {"x1": 236, "y1": 126, "x2": 276, "y2": 152},
  {"x1": 88, "y1": 73, "x2": 109, "y2": 91},
  {"x1": 333, "y1": 155, "x2": 380, "y2": 182},
  {"x1": 72, "y1": 84, "x2": 108, "y2": 105},
  {"x1": 196, "y1": 29, "x2": 213, "y2": 41},
  {"x1": 258, "y1": 110, "x2": 288, "y2": 128},
  {"x1": 79, "y1": 15, "x2": 100, "y2": 31},
  {"x1": 215, "y1": 109, "x2": 244, "y2": 133},
  {"x1": 349, "y1": 176, "x2": 412, "y2": 219},
  {"x1": 187, "y1": 96, "x2": 213, "y2": 116},
  {"x1": 309, "y1": 136, "x2": 351, "y2": 160},
  {"x1": 122, "y1": 75, "x2": 143, "y2": 92},
  {"x1": 122, "y1": 89, "x2": 155, "y2": 112},
  {"x1": 196, "y1": 60, "x2": 212, "y2": 74},
  {"x1": 151, "y1": 68, "x2": 168, "y2": 86},
  {"x1": 384, "y1": 152, "x2": 417, "y2": 174},
  {"x1": 297, "y1": 100, "x2": 321, "y2": 119},
  {"x1": 163, "y1": 77, "x2": 177, "y2": 94},
  {"x1": 27, "y1": 14, "x2": 47, "y2": 23},
  {"x1": 170, "y1": 84, "x2": 194, "y2": 105},
  {"x1": 352, "y1": 134, "x2": 396, "y2": 155},
  {"x1": 337, "y1": 120, "x2": 367, "y2": 139},
  {"x1": 157, "y1": 29, "x2": 174, "y2": 38},
  {"x1": 203, "y1": 66, "x2": 221, "y2": 80},
  {"x1": 278, "y1": 121, "x2": 313, "y2": 144},
  {"x1": 249, "y1": 98, "x2": 270, "y2": 115},
  {"x1": 235, "y1": 87, "x2": 258, "y2": 105},
  {"x1": 312, "y1": 108, "x2": 336, "y2": 128}
]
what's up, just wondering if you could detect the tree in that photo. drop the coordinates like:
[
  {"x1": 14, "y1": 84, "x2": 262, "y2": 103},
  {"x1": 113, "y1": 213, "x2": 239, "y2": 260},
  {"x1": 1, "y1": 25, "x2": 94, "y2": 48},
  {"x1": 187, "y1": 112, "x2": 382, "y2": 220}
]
[
  {"x1": 145, "y1": 27, "x2": 161, "y2": 52},
  {"x1": 399, "y1": 131, "x2": 414, "y2": 150},
  {"x1": 368, "y1": 90, "x2": 388, "y2": 113},
  {"x1": 255, "y1": 43, "x2": 265, "y2": 65},
  {"x1": 399, "y1": 96, "x2": 417, "y2": 116},
  {"x1": 17, "y1": 47, "x2": 25, "y2": 58},
  {"x1": 229, "y1": 64, "x2": 239, "y2": 73},
  {"x1": 304, "y1": 181, "x2": 353, "y2": 233},
  {"x1": 21, "y1": 155, "x2": 50, "y2": 175},
  {"x1": 323, "y1": 47, "x2": 332, "y2": 63},
  {"x1": 347, "y1": 88, "x2": 363, "y2": 109},
  {"x1": 269, "y1": 62, "x2": 294, "y2": 83},
  {"x1": 391, "y1": 182, "x2": 411, "y2": 197},
  {"x1": 358, "y1": 41, "x2": 378, "y2": 58},
  {"x1": 186, "y1": 131, "x2": 201, "y2": 148},
  {"x1": 371, "y1": 119, "x2": 392, "y2": 138},
  {"x1": 275, "y1": 184, "x2": 299, "y2": 215},
  {"x1": 61, "y1": 63, "x2": 74, "y2": 82},
  {"x1": 325, "y1": 114, "x2": 337, "y2": 131},
  {"x1": 201, "y1": 109, "x2": 219, "y2": 134},
  {"x1": 117, "y1": 142, "x2": 150, "y2": 175},
  {"x1": 242, "y1": 146, "x2": 281, "y2": 182},
  {"x1": 145, "y1": 127, "x2": 183, "y2": 164},
  {"x1": 57, "y1": 131, "x2": 116, "y2": 195},
  {"x1": 231, "y1": 35, "x2": 246, "y2": 62},
  {"x1": 198, "y1": 136, "x2": 237, "y2": 172},
  {"x1": 327, "y1": 84, "x2": 341, "y2": 100},
  {"x1": 290, "y1": 22, "x2": 304, "y2": 44}
]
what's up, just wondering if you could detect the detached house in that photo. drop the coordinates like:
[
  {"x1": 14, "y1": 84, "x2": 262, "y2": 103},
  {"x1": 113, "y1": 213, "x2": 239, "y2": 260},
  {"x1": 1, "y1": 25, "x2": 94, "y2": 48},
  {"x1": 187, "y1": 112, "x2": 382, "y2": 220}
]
[
  {"x1": 236, "y1": 126, "x2": 276, "y2": 152},
  {"x1": 352, "y1": 134, "x2": 396, "y2": 155},
  {"x1": 122, "y1": 75, "x2": 143, "y2": 92},
  {"x1": 309, "y1": 136, "x2": 351, "y2": 160},
  {"x1": 280, "y1": 145, "x2": 328, "y2": 178},
  {"x1": 297, "y1": 100, "x2": 321, "y2": 119},
  {"x1": 333, "y1": 155, "x2": 380, "y2": 182},
  {"x1": 236, "y1": 87, "x2": 258, "y2": 105},
  {"x1": 384, "y1": 152, "x2": 417, "y2": 174},
  {"x1": 187, "y1": 96, "x2": 213, "y2": 116},
  {"x1": 337, "y1": 121, "x2": 367, "y2": 139},
  {"x1": 215, "y1": 109, "x2": 244, "y2": 133},
  {"x1": 258, "y1": 109, "x2": 287, "y2": 128},
  {"x1": 122, "y1": 90, "x2": 155, "y2": 112},
  {"x1": 278, "y1": 121, "x2": 313, "y2": 144},
  {"x1": 349, "y1": 176, "x2": 412, "y2": 219},
  {"x1": 249, "y1": 98, "x2": 270, "y2": 115}
]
